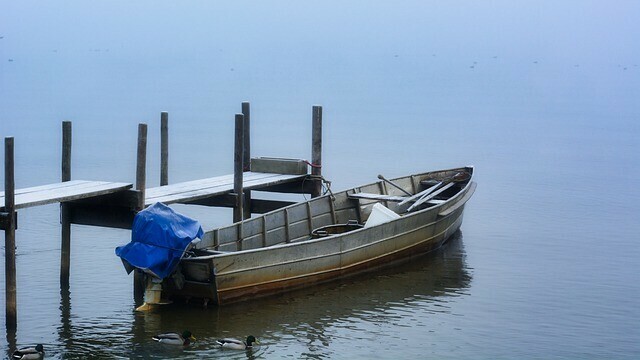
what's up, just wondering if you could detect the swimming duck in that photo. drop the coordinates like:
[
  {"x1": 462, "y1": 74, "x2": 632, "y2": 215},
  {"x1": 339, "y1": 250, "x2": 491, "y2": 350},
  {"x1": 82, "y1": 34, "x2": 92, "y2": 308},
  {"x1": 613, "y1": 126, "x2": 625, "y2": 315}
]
[
  {"x1": 216, "y1": 335, "x2": 259, "y2": 350},
  {"x1": 152, "y1": 331, "x2": 196, "y2": 346},
  {"x1": 12, "y1": 344, "x2": 44, "y2": 359}
]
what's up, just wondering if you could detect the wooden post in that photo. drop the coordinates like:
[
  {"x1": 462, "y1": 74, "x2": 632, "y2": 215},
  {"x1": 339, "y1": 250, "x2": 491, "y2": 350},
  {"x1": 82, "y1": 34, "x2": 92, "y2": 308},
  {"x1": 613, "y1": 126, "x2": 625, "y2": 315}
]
[
  {"x1": 311, "y1": 105, "x2": 323, "y2": 198},
  {"x1": 6, "y1": 326, "x2": 16, "y2": 357},
  {"x1": 136, "y1": 123, "x2": 147, "y2": 211},
  {"x1": 60, "y1": 121, "x2": 72, "y2": 287},
  {"x1": 62, "y1": 121, "x2": 72, "y2": 182},
  {"x1": 160, "y1": 112, "x2": 168, "y2": 186},
  {"x1": 242, "y1": 102, "x2": 251, "y2": 171},
  {"x1": 241, "y1": 102, "x2": 251, "y2": 219},
  {"x1": 4, "y1": 137, "x2": 17, "y2": 330},
  {"x1": 134, "y1": 123, "x2": 147, "y2": 301},
  {"x1": 233, "y1": 113, "x2": 244, "y2": 223}
]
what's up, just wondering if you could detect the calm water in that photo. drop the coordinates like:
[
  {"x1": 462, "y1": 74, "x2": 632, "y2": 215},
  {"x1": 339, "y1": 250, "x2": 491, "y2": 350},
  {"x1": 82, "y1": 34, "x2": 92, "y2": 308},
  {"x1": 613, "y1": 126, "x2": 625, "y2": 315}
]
[{"x1": 1, "y1": 1, "x2": 639, "y2": 359}]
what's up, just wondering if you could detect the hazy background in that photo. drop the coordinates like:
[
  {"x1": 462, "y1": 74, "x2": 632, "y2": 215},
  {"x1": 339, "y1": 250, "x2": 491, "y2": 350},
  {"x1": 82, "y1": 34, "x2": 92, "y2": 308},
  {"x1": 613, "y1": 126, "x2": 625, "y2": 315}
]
[{"x1": 1, "y1": 1, "x2": 639, "y2": 358}]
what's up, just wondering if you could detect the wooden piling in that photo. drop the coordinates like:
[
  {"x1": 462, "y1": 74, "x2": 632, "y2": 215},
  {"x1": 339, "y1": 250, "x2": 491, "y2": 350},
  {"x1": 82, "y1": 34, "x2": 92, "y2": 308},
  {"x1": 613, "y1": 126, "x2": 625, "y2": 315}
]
[
  {"x1": 233, "y1": 113, "x2": 244, "y2": 223},
  {"x1": 61, "y1": 121, "x2": 72, "y2": 287},
  {"x1": 4, "y1": 137, "x2": 17, "y2": 330},
  {"x1": 311, "y1": 105, "x2": 323, "y2": 198},
  {"x1": 6, "y1": 326, "x2": 16, "y2": 356},
  {"x1": 134, "y1": 123, "x2": 147, "y2": 301},
  {"x1": 160, "y1": 112, "x2": 168, "y2": 186},
  {"x1": 136, "y1": 123, "x2": 147, "y2": 211},
  {"x1": 62, "y1": 121, "x2": 72, "y2": 182},
  {"x1": 242, "y1": 102, "x2": 251, "y2": 171},
  {"x1": 241, "y1": 102, "x2": 252, "y2": 220}
]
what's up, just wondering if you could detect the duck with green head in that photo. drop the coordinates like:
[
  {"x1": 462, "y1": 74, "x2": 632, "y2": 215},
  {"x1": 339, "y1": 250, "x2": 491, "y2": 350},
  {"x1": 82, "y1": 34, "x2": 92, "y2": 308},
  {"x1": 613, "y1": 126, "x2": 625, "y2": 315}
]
[
  {"x1": 12, "y1": 344, "x2": 44, "y2": 360},
  {"x1": 152, "y1": 330, "x2": 196, "y2": 346},
  {"x1": 216, "y1": 335, "x2": 259, "y2": 350}
]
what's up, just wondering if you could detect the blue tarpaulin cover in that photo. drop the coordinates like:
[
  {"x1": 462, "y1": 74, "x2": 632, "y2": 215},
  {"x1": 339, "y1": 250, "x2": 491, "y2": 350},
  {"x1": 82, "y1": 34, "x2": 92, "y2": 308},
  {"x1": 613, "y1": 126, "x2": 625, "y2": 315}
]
[{"x1": 115, "y1": 202, "x2": 204, "y2": 279}]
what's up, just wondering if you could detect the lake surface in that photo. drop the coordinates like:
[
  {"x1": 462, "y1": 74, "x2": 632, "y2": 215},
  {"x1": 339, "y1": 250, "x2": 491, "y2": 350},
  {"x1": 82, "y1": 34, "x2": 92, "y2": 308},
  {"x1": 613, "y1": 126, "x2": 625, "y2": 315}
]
[{"x1": 1, "y1": 1, "x2": 639, "y2": 358}]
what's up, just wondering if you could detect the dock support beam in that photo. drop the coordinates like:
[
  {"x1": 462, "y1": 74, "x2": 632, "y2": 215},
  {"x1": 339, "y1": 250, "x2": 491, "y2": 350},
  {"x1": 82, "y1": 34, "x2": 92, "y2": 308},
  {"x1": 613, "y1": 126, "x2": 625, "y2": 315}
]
[
  {"x1": 134, "y1": 123, "x2": 147, "y2": 302},
  {"x1": 233, "y1": 113, "x2": 244, "y2": 223},
  {"x1": 160, "y1": 112, "x2": 169, "y2": 186},
  {"x1": 4, "y1": 137, "x2": 17, "y2": 330},
  {"x1": 242, "y1": 102, "x2": 251, "y2": 220},
  {"x1": 311, "y1": 105, "x2": 323, "y2": 198},
  {"x1": 60, "y1": 121, "x2": 72, "y2": 287}
]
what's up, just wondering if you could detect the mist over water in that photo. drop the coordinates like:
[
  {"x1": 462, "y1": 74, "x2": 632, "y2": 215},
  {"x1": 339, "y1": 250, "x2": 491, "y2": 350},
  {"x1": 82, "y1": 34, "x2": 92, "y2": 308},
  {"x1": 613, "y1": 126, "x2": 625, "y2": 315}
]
[{"x1": 1, "y1": 1, "x2": 639, "y2": 358}]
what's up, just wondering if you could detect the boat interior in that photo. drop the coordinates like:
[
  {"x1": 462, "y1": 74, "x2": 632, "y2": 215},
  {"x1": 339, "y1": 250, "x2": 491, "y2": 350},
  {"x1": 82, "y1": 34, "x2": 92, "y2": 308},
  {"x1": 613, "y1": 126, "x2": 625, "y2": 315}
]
[{"x1": 191, "y1": 167, "x2": 473, "y2": 254}]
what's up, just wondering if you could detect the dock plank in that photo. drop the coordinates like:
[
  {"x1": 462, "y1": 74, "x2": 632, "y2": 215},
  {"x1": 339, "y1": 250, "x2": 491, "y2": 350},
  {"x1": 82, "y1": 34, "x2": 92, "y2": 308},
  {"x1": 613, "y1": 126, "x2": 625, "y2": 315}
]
[
  {"x1": 145, "y1": 172, "x2": 261, "y2": 198},
  {"x1": 145, "y1": 176, "x2": 294, "y2": 205},
  {"x1": 1, "y1": 172, "x2": 306, "y2": 211},
  {"x1": 145, "y1": 172, "x2": 306, "y2": 206},
  {"x1": 0, "y1": 180, "x2": 133, "y2": 210}
]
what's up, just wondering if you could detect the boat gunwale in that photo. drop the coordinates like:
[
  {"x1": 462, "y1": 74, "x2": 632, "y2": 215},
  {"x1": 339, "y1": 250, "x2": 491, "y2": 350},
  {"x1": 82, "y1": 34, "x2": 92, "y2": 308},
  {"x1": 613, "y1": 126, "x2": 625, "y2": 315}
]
[
  {"x1": 215, "y1": 212, "x2": 465, "y2": 293},
  {"x1": 212, "y1": 203, "x2": 467, "y2": 278},
  {"x1": 184, "y1": 166, "x2": 474, "y2": 261}
]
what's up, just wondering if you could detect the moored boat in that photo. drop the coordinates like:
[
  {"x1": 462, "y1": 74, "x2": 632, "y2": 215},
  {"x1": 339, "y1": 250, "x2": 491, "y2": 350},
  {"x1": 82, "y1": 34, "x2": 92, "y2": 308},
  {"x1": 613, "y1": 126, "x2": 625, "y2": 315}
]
[{"x1": 160, "y1": 166, "x2": 476, "y2": 305}]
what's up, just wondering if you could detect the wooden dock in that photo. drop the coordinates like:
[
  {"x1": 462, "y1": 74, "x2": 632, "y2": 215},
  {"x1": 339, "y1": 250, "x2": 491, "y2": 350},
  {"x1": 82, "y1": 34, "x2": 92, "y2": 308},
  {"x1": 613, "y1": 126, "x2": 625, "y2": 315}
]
[
  {"x1": 1, "y1": 103, "x2": 325, "y2": 330},
  {"x1": 0, "y1": 180, "x2": 132, "y2": 211},
  {"x1": 144, "y1": 172, "x2": 306, "y2": 207}
]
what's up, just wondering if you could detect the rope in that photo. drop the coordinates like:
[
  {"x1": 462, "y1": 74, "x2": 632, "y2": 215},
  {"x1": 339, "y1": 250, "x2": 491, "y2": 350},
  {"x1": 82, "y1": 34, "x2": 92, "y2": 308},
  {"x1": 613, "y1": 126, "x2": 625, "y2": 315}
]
[
  {"x1": 303, "y1": 160, "x2": 322, "y2": 169},
  {"x1": 301, "y1": 175, "x2": 334, "y2": 201},
  {"x1": 319, "y1": 175, "x2": 334, "y2": 200}
]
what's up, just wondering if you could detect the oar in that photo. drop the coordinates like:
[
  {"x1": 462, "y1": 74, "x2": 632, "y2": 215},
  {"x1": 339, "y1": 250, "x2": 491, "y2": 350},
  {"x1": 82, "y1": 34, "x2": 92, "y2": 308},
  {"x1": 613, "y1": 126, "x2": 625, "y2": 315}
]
[
  {"x1": 377, "y1": 174, "x2": 412, "y2": 196},
  {"x1": 406, "y1": 182, "x2": 455, "y2": 212},
  {"x1": 396, "y1": 181, "x2": 443, "y2": 212},
  {"x1": 398, "y1": 181, "x2": 442, "y2": 206}
]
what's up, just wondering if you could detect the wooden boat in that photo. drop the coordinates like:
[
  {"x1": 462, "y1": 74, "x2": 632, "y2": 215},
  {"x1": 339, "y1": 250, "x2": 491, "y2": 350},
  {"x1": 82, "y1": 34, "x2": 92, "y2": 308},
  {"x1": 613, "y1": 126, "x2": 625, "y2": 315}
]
[{"x1": 161, "y1": 166, "x2": 476, "y2": 306}]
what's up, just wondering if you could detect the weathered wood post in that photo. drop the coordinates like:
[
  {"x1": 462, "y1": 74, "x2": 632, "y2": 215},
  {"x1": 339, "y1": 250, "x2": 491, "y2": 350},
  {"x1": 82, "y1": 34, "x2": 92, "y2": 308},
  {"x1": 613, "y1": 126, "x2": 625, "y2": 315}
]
[
  {"x1": 311, "y1": 105, "x2": 323, "y2": 198},
  {"x1": 6, "y1": 326, "x2": 17, "y2": 357},
  {"x1": 134, "y1": 123, "x2": 147, "y2": 301},
  {"x1": 136, "y1": 123, "x2": 147, "y2": 211},
  {"x1": 160, "y1": 112, "x2": 169, "y2": 186},
  {"x1": 242, "y1": 102, "x2": 251, "y2": 172},
  {"x1": 233, "y1": 113, "x2": 244, "y2": 223},
  {"x1": 62, "y1": 121, "x2": 72, "y2": 182},
  {"x1": 4, "y1": 137, "x2": 17, "y2": 330},
  {"x1": 60, "y1": 121, "x2": 72, "y2": 287},
  {"x1": 241, "y1": 102, "x2": 251, "y2": 219}
]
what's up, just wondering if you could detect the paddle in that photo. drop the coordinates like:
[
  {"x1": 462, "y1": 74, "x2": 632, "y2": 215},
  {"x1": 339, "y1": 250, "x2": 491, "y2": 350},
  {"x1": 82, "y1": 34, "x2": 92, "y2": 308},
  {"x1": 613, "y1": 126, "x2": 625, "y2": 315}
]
[
  {"x1": 396, "y1": 181, "x2": 443, "y2": 212},
  {"x1": 406, "y1": 182, "x2": 455, "y2": 212}
]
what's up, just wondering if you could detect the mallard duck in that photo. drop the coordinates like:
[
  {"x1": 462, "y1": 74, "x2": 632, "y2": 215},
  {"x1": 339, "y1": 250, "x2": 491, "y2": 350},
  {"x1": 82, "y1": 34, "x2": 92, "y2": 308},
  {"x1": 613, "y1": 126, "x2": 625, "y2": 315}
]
[
  {"x1": 216, "y1": 335, "x2": 259, "y2": 350},
  {"x1": 152, "y1": 331, "x2": 196, "y2": 346},
  {"x1": 12, "y1": 344, "x2": 44, "y2": 359}
]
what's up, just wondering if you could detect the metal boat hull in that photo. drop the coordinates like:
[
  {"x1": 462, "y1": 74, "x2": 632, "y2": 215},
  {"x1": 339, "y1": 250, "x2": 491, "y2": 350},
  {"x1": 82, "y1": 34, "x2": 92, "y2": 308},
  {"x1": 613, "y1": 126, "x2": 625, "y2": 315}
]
[{"x1": 165, "y1": 167, "x2": 476, "y2": 305}]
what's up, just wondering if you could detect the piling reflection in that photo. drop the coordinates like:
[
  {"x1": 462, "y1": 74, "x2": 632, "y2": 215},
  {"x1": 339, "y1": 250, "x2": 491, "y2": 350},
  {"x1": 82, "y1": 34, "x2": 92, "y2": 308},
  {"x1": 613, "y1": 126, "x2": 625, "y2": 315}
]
[
  {"x1": 58, "y1": 285, "x2": 72, "y2": 354},
  {"x1": 53, "y1": 231, "x2": 470, "y2": 358}
]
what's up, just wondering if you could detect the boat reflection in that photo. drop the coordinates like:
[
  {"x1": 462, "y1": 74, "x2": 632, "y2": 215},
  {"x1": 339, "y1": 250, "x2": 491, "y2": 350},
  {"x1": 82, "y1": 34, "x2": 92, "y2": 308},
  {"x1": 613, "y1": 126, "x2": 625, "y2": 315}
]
[
  {"x1": 135, "y1": 231, "x2": 471, "y2": 358},
  {"x1": 54, "y1": 231, "x2": 471, "y2": 359}
]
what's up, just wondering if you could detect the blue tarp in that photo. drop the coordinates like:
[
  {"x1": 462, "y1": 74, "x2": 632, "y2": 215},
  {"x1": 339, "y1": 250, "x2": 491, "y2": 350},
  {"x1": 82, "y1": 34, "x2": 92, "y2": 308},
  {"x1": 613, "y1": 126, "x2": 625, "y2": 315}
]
[{"x1": 115, "y1": 202, "x2": 204, "y2": 279}]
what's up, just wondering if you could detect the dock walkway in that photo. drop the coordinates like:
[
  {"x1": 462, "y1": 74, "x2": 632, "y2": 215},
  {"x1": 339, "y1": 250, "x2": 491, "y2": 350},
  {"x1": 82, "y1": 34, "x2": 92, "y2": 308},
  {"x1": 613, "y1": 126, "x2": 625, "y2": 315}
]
[
  {"x1": 0, "y1": 180, "x2": 132, "y2": 211},
  {"x1": 145, "y1": 171, "x2": 306, "y2": 206},
  {"x1": 0, "y1": 173, "x2": 306, "y2": 212}
]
